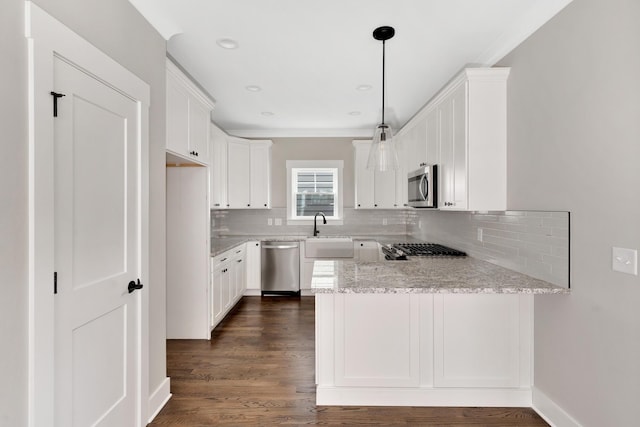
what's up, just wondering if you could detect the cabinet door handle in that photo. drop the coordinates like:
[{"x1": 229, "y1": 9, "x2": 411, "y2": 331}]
[
  {"x1": 264, "y1": 204, "x2": 267, "y2": 207},
  {"x1": 237, "y1": 259, "x2": 242, "y2": 263},
  {"x1": 374, "y1": 204, "x2": 378, "y2": 207},
  {"x1": 247, "y1": 204, "x2": 251, "y2": 207},
  {"x1": 214, "y1": 203, "x2": 220, "y2": 207},
  {"x1": 220, "y1": 257, "x2": 227, "y2": 262}
]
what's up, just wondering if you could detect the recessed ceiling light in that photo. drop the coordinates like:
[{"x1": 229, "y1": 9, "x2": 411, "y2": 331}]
[
  {"x1": 348, "y1": 111, "x2": 362, "y2": 116},
  {"x1": 357, "y1": 84, "x2": 372, "y2": 91},
  {"x1": 216, "y1": 38, "x2": 238, "y2": 49},
  {"x1": 245, "y1": 85, "x2": 262, "y2": 92},
  {"x1": 261, "y1": 111, "x2": 275, "y2": 117}
]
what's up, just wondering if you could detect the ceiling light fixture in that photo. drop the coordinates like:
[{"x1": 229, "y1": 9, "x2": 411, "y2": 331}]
[
  {"x1": 261, "y1": 111, "x2": 274, "y2": 117},
  {"x1": 348, "y1": 111, "x2": 362, "y2": 116},
  {"x1": 357, "y1": 84, "x2": 372, "y2": 91},
  {"x1": 245, "y1": 85, "x2": 262, "y2": 92},
  {"x1": 216, "y1": 38, "x2": 239, "y2": 49},
  {"x1": 367, "y1": 26, "x2": 399, "y2": 172}
]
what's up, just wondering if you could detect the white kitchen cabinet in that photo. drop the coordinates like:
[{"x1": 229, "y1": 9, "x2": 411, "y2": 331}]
[
  {"x1": 353, "y1": 140, "x2": 403, "y2": 209},
  {"x1": 225, "y1": 137, "x2": 272, "y2": 209},
  {"x1": 209, "y1": 123, "x2": 228, "y2": 208},
  {"x1": 166, "y1": 59, "x2": 214, "y2": 164},
  {"x1": 334, "y1": 294, "x2": 420, "y2": 387},
  {"x1": 425, "y1": 107, "x2": 440, "y2": 169},
  {"x1": 354, "y1": 240, "x2": 380, "y2": 262},
  {"x1": 433, "y1": 294, "x2": 529, "y2": 388},
  {"x1": 227, "y1": 138, "x2": 251, "y2": 208},
  {"x1": 438, "y1": 69, "x2": 509, "y2": 210},
  {"x1": 249, "y1": 141, "x2": 272, "y2": 209},
  {"x1": 316, "y1": 292, "x2": 532, "y2": 406},
  {"x1": 398, "y1": 68, "x2": 509, "y2": 211},
  {"x1": 211, "y1": 244, "x2": 247, "y2": 330},
  {"x1": 245, "y1": 241, "x2": 261, "y2": 295},
  {"x1": 211, "y1": 254, "x2": 230, "y2": 327},
  {"x1": 166, "y1": 166, "x2": 210, "y2": 339},
  {"x1": 230, "y1": 245, "x2": 246, "y2": 303}
]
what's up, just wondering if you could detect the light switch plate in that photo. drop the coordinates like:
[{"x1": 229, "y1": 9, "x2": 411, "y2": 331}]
[
  {"x1": 274, "y1": 218, "x2": 282, "y2": 226},
  {"x1": 612, "y1": 247, "x2": 637, "y2": 275}
]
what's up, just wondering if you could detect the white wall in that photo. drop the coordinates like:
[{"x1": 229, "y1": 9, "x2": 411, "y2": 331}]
[
  {"x1": 497, "y1": 0, "x2": 640, "y2": 425},
  {"x1": 0, "y1": 0, "x2": 168, "y2": 422},
  {"x1": 270, "y1": 138, "x2": 358, "y2": 208},
  {"x1": 0, "y1": 0, "x2": 28, "y2": 424}
]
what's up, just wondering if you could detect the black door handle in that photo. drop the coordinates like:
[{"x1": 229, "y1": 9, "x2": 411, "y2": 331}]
[{"x1": 128, "y1": 279, "x2": 143, "y2": 294}]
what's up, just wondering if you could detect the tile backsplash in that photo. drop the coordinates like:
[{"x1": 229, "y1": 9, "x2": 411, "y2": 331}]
[
  {"x1": 212, "y1": 208, "x2": 570, "y2": 288},
  {"x1": 407, "y1": 210, "x2": 570, "y2": 288},
  {"x1": 211, "y1": 208, "x2": 408, "y2": 237}
]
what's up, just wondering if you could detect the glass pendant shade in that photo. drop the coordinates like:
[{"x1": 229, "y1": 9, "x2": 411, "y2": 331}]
[{"x1": 366, "y1": 123, "x2": 399, "y2": 172}]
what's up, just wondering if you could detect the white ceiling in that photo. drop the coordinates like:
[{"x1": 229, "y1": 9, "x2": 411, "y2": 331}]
[{"x1": 128, "y1": 0, "x2": 572, "y2": 138}]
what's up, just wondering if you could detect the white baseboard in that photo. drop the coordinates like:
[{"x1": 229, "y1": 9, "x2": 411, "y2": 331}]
[
  {"x1": 532, "y1": 387, "x2": 582, "y2": 427},
  {"x1": 244, "y1": 289, "x2": 261, "y2": 296},
  {"x1": 316, "y1": 386, "x2": 532, "y2": 407},
  {"x1": 148, "y1": 377, "x2": 171, "y2": 424}
]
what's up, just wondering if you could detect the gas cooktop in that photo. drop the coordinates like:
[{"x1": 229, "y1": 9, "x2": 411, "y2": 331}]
[{"x1": 392, "y1": 243, "x2": 467, "y2": 257}]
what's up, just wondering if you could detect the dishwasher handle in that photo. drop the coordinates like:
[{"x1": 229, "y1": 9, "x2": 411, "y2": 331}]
[{"x1": 262, "y1": 242, "x2": 299, "y2": 250}]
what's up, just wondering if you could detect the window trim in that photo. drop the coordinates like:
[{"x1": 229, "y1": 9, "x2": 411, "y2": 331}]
[{"x1": 286, "y1": 160, "x2": 344, "y2": 225}]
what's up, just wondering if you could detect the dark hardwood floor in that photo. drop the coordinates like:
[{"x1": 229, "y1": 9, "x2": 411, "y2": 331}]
[{"x1": 150, "y1": 296, "x2": 548, "y2": 426}]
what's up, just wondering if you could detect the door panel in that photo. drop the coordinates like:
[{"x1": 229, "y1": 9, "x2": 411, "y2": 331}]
[{"x1": 54, "y1": 57, "x2": 139, "y2": 427}]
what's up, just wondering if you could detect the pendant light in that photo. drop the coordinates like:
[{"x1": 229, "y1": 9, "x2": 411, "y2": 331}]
[{"x1": 366, "y1": 26, "x2": 399, "y2": 172}]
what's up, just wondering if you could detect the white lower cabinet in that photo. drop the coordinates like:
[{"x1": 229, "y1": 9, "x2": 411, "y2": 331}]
[
  {"x1": 210, "y1": 244, "x2": 247, "y2": 331},
  {"x1": 354, "y1": 240, "x2": 380, "y2": 262},
  {"x1": 245, "y1": 241, "x2": 261, "y2": 294},
  {"x1": 433, "y1": 294, "x2": 525, "y2": 388},
  {"x1": 335, "y1": 294, "x2": 420, "y2": 387},
  {"x1": 316, "y1": 293, "x2": 532, "y2": 406}
]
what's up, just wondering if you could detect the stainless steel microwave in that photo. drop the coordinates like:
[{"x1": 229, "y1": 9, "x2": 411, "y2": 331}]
[{"x1": 407, "y1": 165, "x2": 437, "y2": 208}]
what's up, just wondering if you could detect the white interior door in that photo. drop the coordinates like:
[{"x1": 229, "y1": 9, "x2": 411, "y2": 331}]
[{"x1": 53, "y1": 57, "x2": 141, "y2": 427}]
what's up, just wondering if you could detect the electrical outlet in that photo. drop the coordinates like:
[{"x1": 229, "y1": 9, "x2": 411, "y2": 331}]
[
  {"x1": 383, "y1": 218, "x2": 388, "y2": 226},
  {"x1": 267, "y1": 218, "x2": 273, "y2": 226},
  {"x1": 477, "y1": 228, "x2": 483, "y2": 242},
  {"x1": 274, "y1": 218, "x2": 282, "y2": 226},
  {"x1": 612, "y1": 247, "x2": 637, "y2": 275}
]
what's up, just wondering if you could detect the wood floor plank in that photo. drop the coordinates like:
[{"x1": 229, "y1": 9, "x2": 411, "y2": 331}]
[{"x1": 149, "y1": 296, "x2": 548, "y2": 426}]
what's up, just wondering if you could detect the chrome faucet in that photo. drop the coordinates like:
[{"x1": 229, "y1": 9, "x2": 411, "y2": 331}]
[{"x1": 313, "y1": 212, "x2": 327, "y2": 237}]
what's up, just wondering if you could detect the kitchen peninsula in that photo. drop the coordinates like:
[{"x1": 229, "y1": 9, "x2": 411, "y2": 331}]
[{"x1": 312, "y1": 257, "x2": 568, "y2": 407}]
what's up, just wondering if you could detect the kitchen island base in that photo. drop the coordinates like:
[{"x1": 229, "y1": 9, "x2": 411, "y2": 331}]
[{"x1": 315, "y1": 293, "x2": 533, "y2": 407}]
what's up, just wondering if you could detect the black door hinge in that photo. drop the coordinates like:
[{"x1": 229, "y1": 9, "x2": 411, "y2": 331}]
[
  {"x1": 50, "y1": 91, "x2": 66, "y2": 117},
  {"x1": 54, "y1": 271, "x2": 57, "y2": 294}
]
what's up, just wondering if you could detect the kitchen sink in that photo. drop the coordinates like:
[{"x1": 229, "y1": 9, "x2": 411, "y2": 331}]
[{"x1": 305, "y1": 237, "x2": 354, "y2": 258}]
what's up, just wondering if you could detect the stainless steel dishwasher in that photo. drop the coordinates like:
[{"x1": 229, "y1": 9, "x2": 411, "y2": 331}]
[{"x1": 261, "y1": 241, "x2": 300, "y2": 295}]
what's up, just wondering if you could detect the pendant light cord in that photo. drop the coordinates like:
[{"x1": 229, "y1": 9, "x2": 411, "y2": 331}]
[{"x1": 381, "y1": 39, "x2": 386, "y2": 125}]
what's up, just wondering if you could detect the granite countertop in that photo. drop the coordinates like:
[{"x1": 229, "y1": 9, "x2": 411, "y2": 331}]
[
  {"x1": 311, "y1": 257, "x2": 569, "y2": 295},
  {"x1": 211, "y1": 234, "x2": 415, "y2": 257}
]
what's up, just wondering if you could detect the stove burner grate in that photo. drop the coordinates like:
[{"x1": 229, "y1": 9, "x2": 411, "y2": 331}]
[{"x1": 392, "y1": 243, "x2": 467, "y2": 257}]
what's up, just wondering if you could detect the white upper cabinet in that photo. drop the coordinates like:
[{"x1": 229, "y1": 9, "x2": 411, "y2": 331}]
[
  {"x1": 166, "y1": 59, "x2": 215, "y2": 164},
  {"x1": 222, "y1": 137, "x2": 272, "y2": 209},
  {"x1": 353, "y1": 140, "x2": 404, "y2": 209},
  {"x1": 399, "y1": 68, "x2": 509, "y2": 211},
  {"x1": 227, "y1": 137, "x2": 251, "y2": 208},
  {"x1": 209, "y1": 123, "x2": 228, "y2": 209},
  {"x1": 249, "y1": 141, "x2": 272, "y2": 209}
]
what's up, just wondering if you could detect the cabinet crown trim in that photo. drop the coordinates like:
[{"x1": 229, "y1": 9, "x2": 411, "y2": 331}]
[
  {"x1": 398, "y1": 67, "x2": 510, "y2": 136},
  {"x1": 166, "y1": 58, "x2": 216, "y2": 109}
]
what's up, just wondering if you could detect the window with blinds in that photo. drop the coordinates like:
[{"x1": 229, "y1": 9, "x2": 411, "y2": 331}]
[{"x1": 291, "y1": 168, "x2": 338, "y2": 218}]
